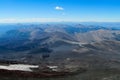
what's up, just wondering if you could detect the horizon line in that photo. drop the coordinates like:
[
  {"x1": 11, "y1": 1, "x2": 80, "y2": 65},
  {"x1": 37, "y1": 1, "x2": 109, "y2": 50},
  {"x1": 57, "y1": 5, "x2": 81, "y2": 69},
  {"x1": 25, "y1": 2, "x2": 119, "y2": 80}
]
[{"x1": 0, "y1": 21, "x2": 120, "y2": 24}]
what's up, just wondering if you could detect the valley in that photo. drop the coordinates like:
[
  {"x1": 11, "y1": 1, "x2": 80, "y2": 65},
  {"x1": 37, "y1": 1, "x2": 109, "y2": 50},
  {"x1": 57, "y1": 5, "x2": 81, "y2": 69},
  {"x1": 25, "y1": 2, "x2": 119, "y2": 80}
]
[{"x1": 0, "y1": 23, "x2": 120, "y2": 80}]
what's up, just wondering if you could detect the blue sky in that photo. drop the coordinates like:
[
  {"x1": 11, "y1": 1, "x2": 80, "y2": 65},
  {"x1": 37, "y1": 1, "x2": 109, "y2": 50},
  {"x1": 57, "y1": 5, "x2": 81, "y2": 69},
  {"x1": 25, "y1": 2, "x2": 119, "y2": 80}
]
[{"x1": 0, "y1": 0, "x2": 120, "y2": 23}]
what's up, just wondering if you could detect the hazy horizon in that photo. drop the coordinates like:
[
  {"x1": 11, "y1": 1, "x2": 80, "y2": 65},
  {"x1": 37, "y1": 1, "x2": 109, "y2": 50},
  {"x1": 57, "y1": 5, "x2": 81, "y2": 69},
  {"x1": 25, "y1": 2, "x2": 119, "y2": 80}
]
[{"x1": 0, "y1": 0, "x2": 120, "y2": 23}]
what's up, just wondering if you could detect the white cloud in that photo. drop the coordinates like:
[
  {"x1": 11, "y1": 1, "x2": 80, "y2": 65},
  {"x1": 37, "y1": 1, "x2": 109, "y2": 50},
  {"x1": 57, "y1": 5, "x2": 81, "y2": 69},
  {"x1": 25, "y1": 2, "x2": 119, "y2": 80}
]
[{"x1": 55, "y1": 6, "x2": 64, "y2": 10}]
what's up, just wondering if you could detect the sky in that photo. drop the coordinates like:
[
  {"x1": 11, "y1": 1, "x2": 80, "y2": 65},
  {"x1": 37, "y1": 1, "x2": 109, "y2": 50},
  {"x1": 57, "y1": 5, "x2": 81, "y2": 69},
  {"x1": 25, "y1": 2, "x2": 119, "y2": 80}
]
[{"x1": 0, "y1": 0, "x2": 120, "y2": 23}]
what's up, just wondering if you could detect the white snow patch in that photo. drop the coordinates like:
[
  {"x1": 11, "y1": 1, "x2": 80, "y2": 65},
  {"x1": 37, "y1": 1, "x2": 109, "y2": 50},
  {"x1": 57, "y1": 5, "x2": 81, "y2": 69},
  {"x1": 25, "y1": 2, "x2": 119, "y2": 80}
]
[
  {"x1": 47, "y1": 66, "x2": 58, "y2": 69},
  {"x1": 0, "y1": 64, "x2": 39, "y2": 72},
  {"x1": 47, "y1": 66, "x2": 58, "y2": 71}
]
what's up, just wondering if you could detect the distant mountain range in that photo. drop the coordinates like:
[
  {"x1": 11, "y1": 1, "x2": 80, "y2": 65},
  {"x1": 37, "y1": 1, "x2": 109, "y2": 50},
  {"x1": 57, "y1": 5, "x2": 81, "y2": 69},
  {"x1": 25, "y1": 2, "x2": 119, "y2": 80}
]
[{"x1": 0, "y1": 23, "x2": 120, "y2": 70}]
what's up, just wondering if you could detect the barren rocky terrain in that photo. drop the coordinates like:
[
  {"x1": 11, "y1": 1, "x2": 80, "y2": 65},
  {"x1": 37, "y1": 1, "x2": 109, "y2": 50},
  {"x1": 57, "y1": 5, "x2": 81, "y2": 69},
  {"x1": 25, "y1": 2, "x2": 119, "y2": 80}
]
[{"x1": 0, "y1": 23, "x2": 120, "y2": 80}]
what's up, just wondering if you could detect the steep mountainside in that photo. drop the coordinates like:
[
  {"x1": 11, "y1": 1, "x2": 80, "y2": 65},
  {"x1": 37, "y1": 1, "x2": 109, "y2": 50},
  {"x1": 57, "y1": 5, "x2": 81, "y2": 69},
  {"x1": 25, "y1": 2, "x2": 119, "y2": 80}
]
[{"x1": 0, "y1": 23, "x2": 120, "y2": 67}]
